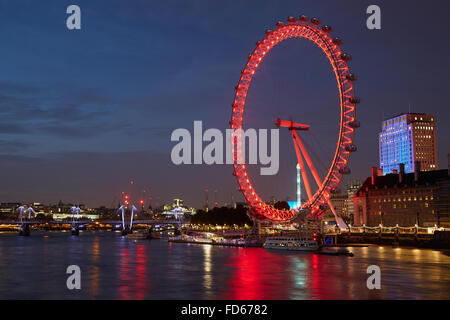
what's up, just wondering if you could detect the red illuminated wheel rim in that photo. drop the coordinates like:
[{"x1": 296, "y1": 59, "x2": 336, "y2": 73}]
[{"x1": 230, "y1": 16, "x2": 358, "y2": 222}]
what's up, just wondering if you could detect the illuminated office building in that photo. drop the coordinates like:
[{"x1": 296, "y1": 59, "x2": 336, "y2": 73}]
[
  {"x1": 173, "y1": 198, "x2": 184, "y2": 208},
  {"x1": 379, "y1": 113, "x2": 437, "y2": 175}
]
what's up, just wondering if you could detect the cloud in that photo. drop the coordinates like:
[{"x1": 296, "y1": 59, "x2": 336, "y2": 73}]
[
  {"x1": 0, "y1": 139, "x2": 31, "y2": 152},
  {"x1": 0, "y1": 123, "x2": 30, "y2": 134},
  {"x1": 0, "y1": 82, "x2": 125, "y2": 141}
]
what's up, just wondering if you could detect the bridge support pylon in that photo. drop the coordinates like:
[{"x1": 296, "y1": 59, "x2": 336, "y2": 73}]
[
  {"x1": 71, "y1": 224, "x2": 80, "y2": 236},
  {"x1": 19, "y1": 224, "x2": 30, "y2": 236},
  {"x1": 121, "y1": 226, "x2": 132, "y2": 236}
]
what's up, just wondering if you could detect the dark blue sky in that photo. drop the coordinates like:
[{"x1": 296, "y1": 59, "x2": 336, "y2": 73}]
[{"x1": 1, "y1": 0, "x2": 449, "y2": 208}]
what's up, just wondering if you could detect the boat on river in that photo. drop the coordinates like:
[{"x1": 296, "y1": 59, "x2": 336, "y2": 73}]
[
  {"x1": 125, "y1": 231, "x2": 151, "y2": 240},
  {"x1": 315, "y1": 248, "x2": 354, "y2": 256},
  {"x1": 263, "y1": 236, "x2": 319, "y2": 251}
]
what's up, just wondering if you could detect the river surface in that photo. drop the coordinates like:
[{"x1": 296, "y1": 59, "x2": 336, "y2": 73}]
[{"x1": 0, "y1": 231, "x2": 449, "y2": 299}]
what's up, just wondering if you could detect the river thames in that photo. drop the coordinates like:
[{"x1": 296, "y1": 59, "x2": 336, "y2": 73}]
[{"x1": 0, "y1": 231, "x2": 449, "y2": 299}]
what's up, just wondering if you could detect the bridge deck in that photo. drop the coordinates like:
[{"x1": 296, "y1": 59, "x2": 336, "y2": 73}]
[{"x1": 0, "y1": 220, "x2": 188, "y2": 225}]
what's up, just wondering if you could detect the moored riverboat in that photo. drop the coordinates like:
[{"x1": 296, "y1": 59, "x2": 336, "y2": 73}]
[{"x1": 263, "y1": 236, "x2": 320, "y2": 251}]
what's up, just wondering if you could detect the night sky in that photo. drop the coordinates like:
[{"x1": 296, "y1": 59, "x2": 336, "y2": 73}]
[{"x1": 0, "y1": 0, "x2": 449, "y2": 208}]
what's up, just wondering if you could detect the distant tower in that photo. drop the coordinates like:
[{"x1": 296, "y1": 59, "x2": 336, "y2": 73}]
[
  {"x1": 214, "y1": 190, "x2": 218, "y2": 207},
  {"x1": 297, "y1": 163, "x2": 301, "y2": 209},
  {"x1": 204, "y1": 189, "x2": 209, "y2": 212}
]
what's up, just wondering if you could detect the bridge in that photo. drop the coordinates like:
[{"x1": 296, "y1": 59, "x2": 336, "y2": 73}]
[
  {"x1": 0, "y1": 219, "x2": 187, "y2": 225},
  {"x1": 0, "y1": 219, "x2": 189, "y2": 236}
]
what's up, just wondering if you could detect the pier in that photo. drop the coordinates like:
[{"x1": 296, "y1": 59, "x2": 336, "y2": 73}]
[{"x1": 323, "y1": 225, "x2": 450, "y2": 248}]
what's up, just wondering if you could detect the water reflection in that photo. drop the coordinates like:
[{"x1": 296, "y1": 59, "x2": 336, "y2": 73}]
[
  {"x1": 202, "y1": 245, "x2": 213, "y2": 293},
  {"x1": 91, "y1": 236, "x2": 100, "y2": 298},
  {"x1": 118, "y1": 243, "x2": 131, "y2": 300},
  {"x1": 224, "y1": 248, "x2": 284, "y2": 299},
  {"x1": 289, "y1": 256, "x2": 307, "y2": 299},
  {"x1": 135, "y1": 244, "x2": 148, "y2": 300},
  {"x1": 0, "y1": 232, "x2": 449, "y2": 299}
]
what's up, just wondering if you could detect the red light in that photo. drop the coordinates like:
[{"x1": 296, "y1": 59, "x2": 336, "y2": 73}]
[{"x1": 230, "y1": 19, "x2": 356, "y2": 222}]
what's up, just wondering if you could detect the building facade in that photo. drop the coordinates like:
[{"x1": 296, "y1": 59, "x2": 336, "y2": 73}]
[
  {"x1": 346, "y1": 180, "x2": 362, "y2": 224},
  {"x1": 330, "y1": 192, "x2": 348, "y2": 220},
  {"x1": 379, "y1": 113, "x2": 437, "y2": 175},
  {"x1": 353, "y1": 163, "x2": 450, "y2": 227},
  {"x1": 0, "y1": 203, "x2": 21, "y2": 215}
]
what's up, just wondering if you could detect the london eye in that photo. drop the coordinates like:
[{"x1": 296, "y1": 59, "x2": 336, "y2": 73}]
[{"x1": 230, "y1": 15, "x2": 360, "y2": 228}]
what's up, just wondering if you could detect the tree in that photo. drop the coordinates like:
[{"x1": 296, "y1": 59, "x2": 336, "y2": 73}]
[
  {"x1": 274, "y1": 201, "x2": 290, "y2": 210},
  {"x1": 191, "y1": 205, "x2": 253, "y2": 226}
]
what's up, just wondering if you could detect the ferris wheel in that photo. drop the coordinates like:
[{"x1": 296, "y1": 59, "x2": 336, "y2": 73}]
[{"x1": 230, "y1": 15, "x2": 360, "y2": 227}]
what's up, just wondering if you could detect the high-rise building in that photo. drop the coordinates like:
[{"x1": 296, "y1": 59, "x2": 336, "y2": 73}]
[
  {"x1": 330, "y1": 191, "x2": 348, "y2": 219},
  {"x1": 173, "y1": 199, "x2": 184, "y2": 208},
  {"x1": 379, "y1": 113, "x2": 437, "y2": 174},
  {"x1": 346, "y1": 180, "x2": 362, "y2": 223}
]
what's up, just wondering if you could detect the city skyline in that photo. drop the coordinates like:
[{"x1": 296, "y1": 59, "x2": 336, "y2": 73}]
[
  {"x1": 0, "y1": 0, "x2": 449, "y2": 303},
  {"x1": 1, "y1": 1, "x2": 450, "y2": 209}
]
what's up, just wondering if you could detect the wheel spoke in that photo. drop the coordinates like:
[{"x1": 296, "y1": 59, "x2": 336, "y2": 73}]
[
  {"x1": 291, "y1": 131, "x2": 313, "y2": 201},
  {"x1": 292, "y1": 130, "x2": 323, "y2": 189},
  {"x1": 231, "y1": 16, "x2": 357, "y2": 222}
]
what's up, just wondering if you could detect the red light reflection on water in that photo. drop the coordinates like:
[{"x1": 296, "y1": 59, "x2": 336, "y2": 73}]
[
  {"x1": 223, "y1": 248, "x2": 285, "y2": 300},
  {"x1": 310, "y1": 252, "x2": 324, "y2": 299},
  {"x1": 135, "y1": 244, "x2": 148, "y2": 299},
  {"x1": 118, "y1": 245, "x2": 131, "y2": 300},
  {"x1": 118, "y1": 243, "x2": 149, "y2": 300},
  {"x1": 308, "y1": 253, "x2": 353, "y2": 299},
  {"x1": 222, "y1": 248, "x2": 350, "y2": 300}
]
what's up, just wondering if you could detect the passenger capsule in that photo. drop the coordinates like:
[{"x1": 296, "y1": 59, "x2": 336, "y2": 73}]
[
  {"x1": 322, "y1": 25, "x2": 333, "y2": 33},
  {"x1": 340, "y1": 53, "x2": 352, "y2": 61},
  {"x1": 346, "y1": 73, "x2": 357, "y2": 81},
  {"x1": 287, "y1": 16, "x2": 297, "y2": 23},
  {"x1": 310, "y1": 17, "x2": 321, "y2": 25},
  {"x1": 345, "y1": 144, "x2": 357, "y2": 152},
  {"x1": 339, "y1": 167, "x2": 351, "y2": 175},
  {"x1": 265, "y1": 29, "x2": 273, "y2": 35},
  {"x1": 349, "y1": 121, "x2": 360, "y2": 128},
  {"x1": 332, "y1": 37, "x2": 343, "y2": 45},
  {"x1": 276, "y1": 21, "x2": 285, "y2": 28},
  {"x1": 349, "y1": 97, "x2": 361, "y2": 104},
  {"x1": 299, "y1": 15, "x2": 309, "y2": 22}
]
